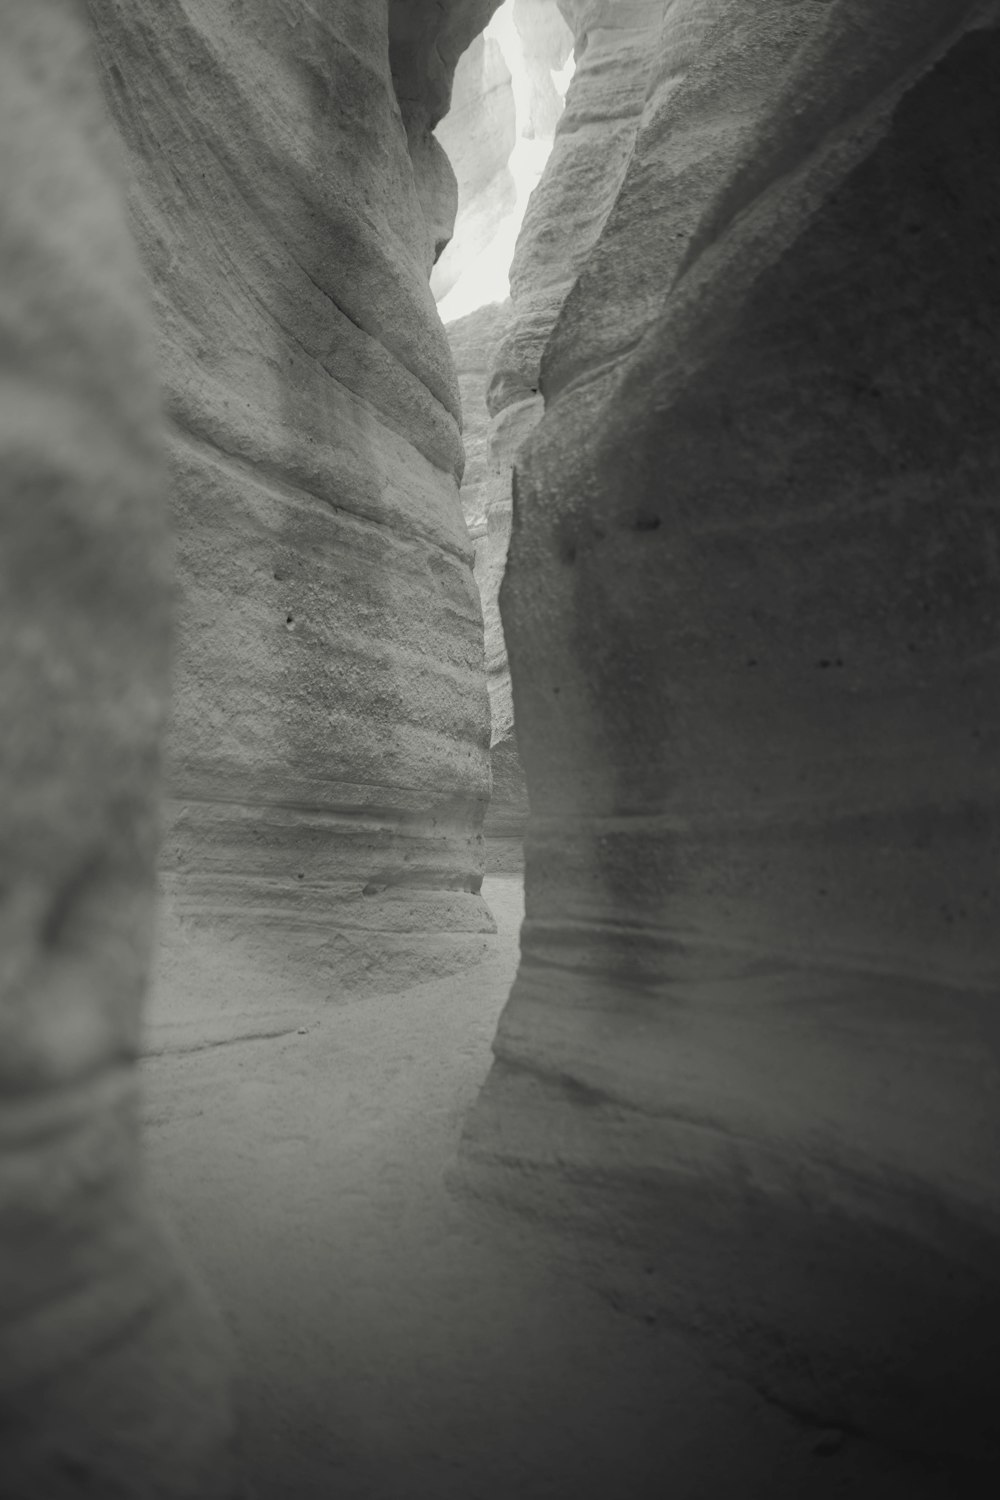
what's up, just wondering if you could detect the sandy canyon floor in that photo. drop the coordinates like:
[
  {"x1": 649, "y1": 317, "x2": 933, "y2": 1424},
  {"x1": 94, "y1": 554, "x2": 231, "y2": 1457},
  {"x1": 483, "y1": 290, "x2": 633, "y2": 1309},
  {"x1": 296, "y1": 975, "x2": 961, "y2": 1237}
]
[{"x1": 141, "y1": 875, "x2": 960, "y2": 1500}]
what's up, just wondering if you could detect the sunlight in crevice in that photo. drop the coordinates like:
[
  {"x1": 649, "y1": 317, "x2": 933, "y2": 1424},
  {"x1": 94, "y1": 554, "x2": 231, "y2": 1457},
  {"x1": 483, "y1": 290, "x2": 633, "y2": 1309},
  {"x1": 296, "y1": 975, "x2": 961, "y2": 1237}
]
[{"x1": 436, "y1": 0, "x2": 575, "y2": 324}]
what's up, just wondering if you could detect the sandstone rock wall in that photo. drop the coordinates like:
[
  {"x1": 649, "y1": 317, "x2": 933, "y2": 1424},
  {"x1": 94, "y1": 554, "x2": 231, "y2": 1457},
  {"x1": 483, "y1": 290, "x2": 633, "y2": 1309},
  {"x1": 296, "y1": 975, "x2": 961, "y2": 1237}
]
[
  {"x1": 462, "y1": 0, "x2": 1000, "y2": 1461},
  {"x1": 87, "y1": 0, "x2": 504, "y2": 992},
  {"x1": 0, "y1": 3, "x2": 237, "y2": 1493}
]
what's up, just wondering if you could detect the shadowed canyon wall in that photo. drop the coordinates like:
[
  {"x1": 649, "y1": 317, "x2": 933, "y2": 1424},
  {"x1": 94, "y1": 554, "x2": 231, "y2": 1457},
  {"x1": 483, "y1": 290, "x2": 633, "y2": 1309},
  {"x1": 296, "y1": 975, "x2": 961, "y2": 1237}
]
[
  {"x1": 461, "y1": 0, "x2": 1000, "y2": 1463},
  {"x1": 86, "y1": 0, "x2": 503, "y2": 993},
  {"x1": 5, "y1": 0, "x2": 1000, "y2": 1492}
]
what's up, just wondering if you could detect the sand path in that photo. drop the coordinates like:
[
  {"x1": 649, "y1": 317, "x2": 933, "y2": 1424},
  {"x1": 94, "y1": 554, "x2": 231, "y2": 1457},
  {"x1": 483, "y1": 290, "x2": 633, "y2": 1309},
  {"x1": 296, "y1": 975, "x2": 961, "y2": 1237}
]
[{"x1": 140, "y1": 875, "x2": 951, "y2": 1498}]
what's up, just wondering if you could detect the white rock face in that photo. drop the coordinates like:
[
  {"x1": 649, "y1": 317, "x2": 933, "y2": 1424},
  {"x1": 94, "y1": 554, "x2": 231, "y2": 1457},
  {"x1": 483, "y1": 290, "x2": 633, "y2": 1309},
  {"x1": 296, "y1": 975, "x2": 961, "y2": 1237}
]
[
  {"x1": 432, "y1": 35, "x2": 518, "y2": 305},
  {"x1": 0, "y1": 3, "x2": 240, "y2": 1494}
]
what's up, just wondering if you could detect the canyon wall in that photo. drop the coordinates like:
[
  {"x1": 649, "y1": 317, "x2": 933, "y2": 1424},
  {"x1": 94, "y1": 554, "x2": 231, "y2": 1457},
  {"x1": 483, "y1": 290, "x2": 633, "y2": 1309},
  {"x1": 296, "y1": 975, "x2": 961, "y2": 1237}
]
[
  {"x1": 0, "y1": 3, "x2": 239, "y2": 1493},
  {"x1": 462, "y1": 0, "x2": 1000, "y2": 1465},
  {"x1": 1, "y1": 2, "x2": 504, "y2": 1493},
  {"x1": 87, "y1": 0, "x2": 502, "y2": 993}
]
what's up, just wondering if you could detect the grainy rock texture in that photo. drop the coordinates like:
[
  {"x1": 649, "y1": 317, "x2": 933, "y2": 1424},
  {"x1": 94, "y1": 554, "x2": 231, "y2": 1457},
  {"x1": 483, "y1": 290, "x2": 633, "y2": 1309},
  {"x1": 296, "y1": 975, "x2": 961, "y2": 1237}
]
[
  {"x1": 87, "y1": 0, "x2": 501, "y2": 993},
  {"x1": 462, "y1": 0, "x2": 1000, "y2": 1463},
  {"x1": 0, "y1": 2, "x2": 237, "y2": 1494}
]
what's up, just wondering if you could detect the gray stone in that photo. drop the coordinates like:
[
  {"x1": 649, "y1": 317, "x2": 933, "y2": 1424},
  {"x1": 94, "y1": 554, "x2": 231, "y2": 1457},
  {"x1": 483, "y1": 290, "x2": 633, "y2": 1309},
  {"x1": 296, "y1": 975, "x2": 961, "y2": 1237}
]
[{"x1": 462, "y1": 0, "x2": 1000, "y2": 1461}]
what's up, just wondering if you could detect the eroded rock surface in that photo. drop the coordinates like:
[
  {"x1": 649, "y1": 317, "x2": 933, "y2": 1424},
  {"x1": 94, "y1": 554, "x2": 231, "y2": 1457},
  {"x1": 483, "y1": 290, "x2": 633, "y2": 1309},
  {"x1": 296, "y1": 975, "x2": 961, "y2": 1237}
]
[
  {"x1": 87, "y1": 0, "x2": 503, "y2": 992},
  {"x1": 0, "y1": 4, "x2": 237, "y2": 1493},
  {"x1": 465, "y1": 0, "x2": 666, "y2": 856},
  {"x1": 462, "y1": 0, "x2": 1000, "y2": 1464}
]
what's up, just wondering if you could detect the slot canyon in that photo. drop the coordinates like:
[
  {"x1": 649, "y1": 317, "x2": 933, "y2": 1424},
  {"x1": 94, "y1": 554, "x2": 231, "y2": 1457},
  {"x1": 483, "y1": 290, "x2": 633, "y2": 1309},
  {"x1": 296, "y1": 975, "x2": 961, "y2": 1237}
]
[{"x1": 2, "y1": 0, "x2": 999, "y2": 1495}]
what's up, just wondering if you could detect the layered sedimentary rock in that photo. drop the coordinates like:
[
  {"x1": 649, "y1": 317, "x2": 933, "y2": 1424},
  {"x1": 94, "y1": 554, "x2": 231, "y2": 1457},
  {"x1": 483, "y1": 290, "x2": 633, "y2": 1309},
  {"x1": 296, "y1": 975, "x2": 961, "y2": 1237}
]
[
  {"x1": 462, "y1": 0, "x2": 1000, "y2": 1464},
  {"x1": 87, "y1": 0, "x2": 503, "y2": 991},
  {"x1": 431, "y1": 34, "x2": 518, "y2": 304},
  {"x1": 465, "y1": 0, "x2": 664, "y2": 854},
  {"x1": 0, "y1": 3, "x2": 237, "y2": 1493}
]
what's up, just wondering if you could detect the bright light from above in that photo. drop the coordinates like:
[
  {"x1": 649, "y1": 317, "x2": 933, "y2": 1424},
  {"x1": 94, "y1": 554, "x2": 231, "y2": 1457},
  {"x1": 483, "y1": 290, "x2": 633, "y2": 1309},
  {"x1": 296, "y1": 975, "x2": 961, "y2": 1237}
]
[{"x1": 436, "y1": 0, "x2": 575, "y2": 325}]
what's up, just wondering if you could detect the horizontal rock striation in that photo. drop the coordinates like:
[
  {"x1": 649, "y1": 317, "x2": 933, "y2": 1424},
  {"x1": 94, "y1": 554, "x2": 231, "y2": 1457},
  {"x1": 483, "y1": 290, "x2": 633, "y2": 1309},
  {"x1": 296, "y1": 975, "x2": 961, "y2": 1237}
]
[
  {"x1": 88, "y1": 0, "x2": 503, "y2": 991},
  {"x1": 0, "y1": 3, "x2": 238, "y2": 1493},
  {"x1": 461, "y1": 0, "x2": 1000, "y2": 1464}
]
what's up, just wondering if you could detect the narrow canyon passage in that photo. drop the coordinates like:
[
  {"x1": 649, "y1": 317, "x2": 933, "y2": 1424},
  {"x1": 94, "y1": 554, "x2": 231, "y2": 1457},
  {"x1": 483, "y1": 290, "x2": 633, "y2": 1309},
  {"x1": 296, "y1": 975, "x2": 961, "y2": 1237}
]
[
  {"x1": 142, "y1": 877, "x2": 956, "y2": 1500},
  {"x1": 2, "y1": 2, "x2": 999, "y2": 1495}
]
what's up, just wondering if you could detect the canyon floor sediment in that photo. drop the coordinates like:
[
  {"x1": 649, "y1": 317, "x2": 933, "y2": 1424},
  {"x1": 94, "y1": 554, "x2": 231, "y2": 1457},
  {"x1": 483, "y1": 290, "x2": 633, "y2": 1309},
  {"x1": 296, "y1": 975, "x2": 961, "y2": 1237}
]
[{"x1": 142, "y1": 876, "x2": 965, "y2": 1500}]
